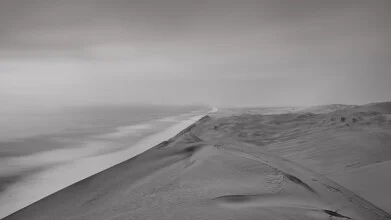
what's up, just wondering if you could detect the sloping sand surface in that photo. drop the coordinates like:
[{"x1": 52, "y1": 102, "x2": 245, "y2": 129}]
[
  {"x1": 0, "y1": 114, "x2": 208, "y2": 219},
  {"x1": 330, "y1": 160, "x2": 391, "y2": 213},
  {"x1": 5, "y1": 103, "x2": 391, "y2": 220}
]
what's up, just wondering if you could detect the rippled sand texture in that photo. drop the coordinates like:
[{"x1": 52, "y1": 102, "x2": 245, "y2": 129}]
[{"x1": 5, "y1": 103, "x2": 391, "y2": 220}]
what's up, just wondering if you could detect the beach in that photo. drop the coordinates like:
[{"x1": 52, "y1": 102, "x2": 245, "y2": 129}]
[
  {"x1": 3, "y1": 103, "x2": 391, "y2": 219},
  {"x1": 0, "y1": 106, "x2": 213, "y2": 219}
]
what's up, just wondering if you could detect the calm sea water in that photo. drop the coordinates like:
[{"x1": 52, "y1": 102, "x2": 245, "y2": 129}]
[
  {"x1": 0, "y1": 105, "x2": 206, "y2": 155},
  {"x1": 0, "y1": 105, "x2": 213, "y2": 218},
  {"x1": 0, "y1": 105, "x2": 208, "y2": 189}
]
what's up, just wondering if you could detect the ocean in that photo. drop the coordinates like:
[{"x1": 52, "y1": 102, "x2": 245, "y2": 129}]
[{"x1": 0, "y1": 105, "x2": 212, "y2": 218}]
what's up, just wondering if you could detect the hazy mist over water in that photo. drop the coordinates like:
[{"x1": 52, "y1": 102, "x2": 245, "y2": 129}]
[
  {"x1": 0, "y1": 105, "x2": 205, "y2": 141},
  {"x1": 0, "y1": 104, "x2": 207, "y2": 189},
  {"x1": 0, "y1": 104, "x2": 211, "y2": 219},
  {"x1": 0, "y1": 1, "x2": 390, "y2": 219}
]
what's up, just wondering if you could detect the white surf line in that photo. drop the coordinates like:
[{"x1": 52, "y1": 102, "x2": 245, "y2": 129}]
[{"x1": 0, "y1": 107, "x2": 217, "y2": 219}]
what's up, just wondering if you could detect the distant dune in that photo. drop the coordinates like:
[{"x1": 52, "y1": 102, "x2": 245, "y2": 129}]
[{"x1": 5, "y1": 102, "x2": 391, "y2": 220}]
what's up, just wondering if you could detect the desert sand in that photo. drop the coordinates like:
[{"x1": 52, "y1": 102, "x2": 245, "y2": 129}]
[{"x1": 4, "y1": 103, "x2": 391, "y2": 220}]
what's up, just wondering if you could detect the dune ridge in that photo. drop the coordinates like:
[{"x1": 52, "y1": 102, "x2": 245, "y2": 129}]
[
  {"x1": 4, "y1": 103, "x2": 391, "y2": 219},
  {"x1": 0, "y1": 111, "x2": 211, "y2": 219}
]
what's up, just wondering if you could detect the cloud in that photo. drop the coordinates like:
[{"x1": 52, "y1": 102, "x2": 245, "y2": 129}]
[{"x1": 0, "y1": 0, "x2": 390, "y2": 107}]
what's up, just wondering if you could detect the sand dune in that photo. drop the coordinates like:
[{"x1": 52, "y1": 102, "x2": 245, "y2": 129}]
[
  {"x1": 330, "y1": 160, "x2": 391, "y2": 213},
  {"x1": 4, "y1": 103, "x2": 391, "y2": 219},
  {"x1": 0, "y1": 114, "x2": 208, "y2": 219}
]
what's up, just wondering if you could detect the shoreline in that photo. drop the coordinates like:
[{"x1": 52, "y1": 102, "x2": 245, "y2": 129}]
[
  {"x1": 2, "y1": 104, "x2": 391, "y2": 220},
  {"x1": 0, "y1": 108, "x2": 216, "y2": 219}
]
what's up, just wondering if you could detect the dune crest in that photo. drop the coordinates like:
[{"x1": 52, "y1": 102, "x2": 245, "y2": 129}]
[{"x1": 5, "y1": 103, "x2": 391, "y2": 219}]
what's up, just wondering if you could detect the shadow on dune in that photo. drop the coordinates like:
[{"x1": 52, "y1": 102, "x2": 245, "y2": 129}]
[{"x1": 4, "y1": 103, "x2": 391, "y2": 220}]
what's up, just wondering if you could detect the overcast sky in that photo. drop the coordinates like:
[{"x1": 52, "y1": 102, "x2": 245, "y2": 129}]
[{"x1": 0, "y1": 0, "x2": 390, "y2": 109}]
